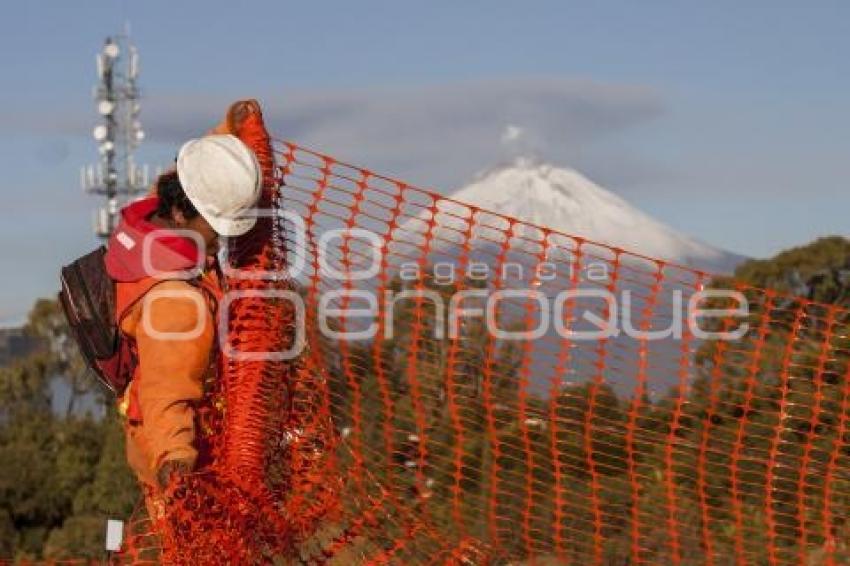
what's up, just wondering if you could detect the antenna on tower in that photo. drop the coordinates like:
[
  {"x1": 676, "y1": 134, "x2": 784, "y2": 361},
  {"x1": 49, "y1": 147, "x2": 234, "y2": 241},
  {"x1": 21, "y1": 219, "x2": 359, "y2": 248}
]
[{"x1": 81, "y1": 29, "x2": 151, "y2": 239}]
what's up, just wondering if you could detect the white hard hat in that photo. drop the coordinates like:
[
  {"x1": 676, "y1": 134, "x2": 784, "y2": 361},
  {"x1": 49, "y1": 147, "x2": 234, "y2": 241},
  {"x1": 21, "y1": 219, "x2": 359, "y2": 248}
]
[{"x1": 176, "y1": 134, "x2": 262, "y2": 237}]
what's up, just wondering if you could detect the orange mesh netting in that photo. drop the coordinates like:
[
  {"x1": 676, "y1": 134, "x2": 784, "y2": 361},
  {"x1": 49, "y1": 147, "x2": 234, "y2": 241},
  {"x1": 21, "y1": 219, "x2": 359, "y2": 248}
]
[{"x1": 112, "y1": 113, "x2": 850, "y2": 565}]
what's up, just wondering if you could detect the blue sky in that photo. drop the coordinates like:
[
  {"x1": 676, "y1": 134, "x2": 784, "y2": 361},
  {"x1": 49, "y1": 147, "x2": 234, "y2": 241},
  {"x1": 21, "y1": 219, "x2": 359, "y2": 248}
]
[{"x1": 0, "y1": 0, "x2": 848, "y2": 323}]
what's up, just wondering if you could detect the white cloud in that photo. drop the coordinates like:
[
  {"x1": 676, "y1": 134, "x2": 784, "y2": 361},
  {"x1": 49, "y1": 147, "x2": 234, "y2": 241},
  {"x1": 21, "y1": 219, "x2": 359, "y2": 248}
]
[
  {"x1": 1, "y1": 77, "x2": 665, "y2": 191},
  {"x1": 501, "y1": 125, "x2": 524, "y2": 145}
]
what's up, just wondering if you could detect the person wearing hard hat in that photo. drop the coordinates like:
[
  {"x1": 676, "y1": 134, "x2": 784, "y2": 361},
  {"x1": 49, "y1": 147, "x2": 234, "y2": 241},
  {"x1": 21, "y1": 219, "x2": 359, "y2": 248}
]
[{"x1": 104, "y1": 134, "x2": 261, "y2": 508}]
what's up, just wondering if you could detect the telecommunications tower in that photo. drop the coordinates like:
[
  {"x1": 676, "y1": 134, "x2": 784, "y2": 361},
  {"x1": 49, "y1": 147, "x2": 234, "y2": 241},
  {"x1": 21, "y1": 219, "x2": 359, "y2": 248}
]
[{"x1": 81, "y1": 30, "x2": 150, "y2": 238}]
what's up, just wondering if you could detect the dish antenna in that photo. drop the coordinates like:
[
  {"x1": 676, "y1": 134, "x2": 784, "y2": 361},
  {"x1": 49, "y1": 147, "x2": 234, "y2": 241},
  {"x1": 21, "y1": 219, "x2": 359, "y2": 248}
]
[{"x1": 80, "y1": 29, "x2": 152, "y2": 239}]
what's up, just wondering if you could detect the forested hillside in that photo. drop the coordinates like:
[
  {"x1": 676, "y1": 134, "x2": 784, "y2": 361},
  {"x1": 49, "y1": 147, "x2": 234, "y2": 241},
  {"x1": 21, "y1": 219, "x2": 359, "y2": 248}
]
[{"x1": 0, "y1": 236, "x2": 847, "y2": 561}]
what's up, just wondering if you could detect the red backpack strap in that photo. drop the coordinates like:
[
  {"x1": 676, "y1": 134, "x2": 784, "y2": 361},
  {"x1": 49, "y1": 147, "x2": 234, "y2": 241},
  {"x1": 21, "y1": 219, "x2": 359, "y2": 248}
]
[{"x1": 112, "y1": 279, "x2": 159, "y2": 412}]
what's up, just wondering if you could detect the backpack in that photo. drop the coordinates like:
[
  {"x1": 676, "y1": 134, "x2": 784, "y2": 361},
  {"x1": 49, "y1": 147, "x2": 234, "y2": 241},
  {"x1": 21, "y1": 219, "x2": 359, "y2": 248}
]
[
  {"x1": 59, "y1": 246, "x2": 215, "y2": 396},
  {"x1": 58, "y1": 246, "x2": 137, "y2": 395}
]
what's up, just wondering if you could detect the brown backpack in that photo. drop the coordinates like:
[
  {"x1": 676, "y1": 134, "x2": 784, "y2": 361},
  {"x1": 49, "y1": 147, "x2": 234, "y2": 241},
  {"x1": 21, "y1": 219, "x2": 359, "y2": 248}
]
[{"x1": 58, "y1": 246, "x2": 136, "y2": 395}]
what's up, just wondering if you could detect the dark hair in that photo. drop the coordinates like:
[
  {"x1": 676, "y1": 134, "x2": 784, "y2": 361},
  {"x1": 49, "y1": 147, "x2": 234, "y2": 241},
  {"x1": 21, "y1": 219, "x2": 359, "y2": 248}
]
[{"x1": 156, "y1": 171, "x2": 200, "y2": 220}]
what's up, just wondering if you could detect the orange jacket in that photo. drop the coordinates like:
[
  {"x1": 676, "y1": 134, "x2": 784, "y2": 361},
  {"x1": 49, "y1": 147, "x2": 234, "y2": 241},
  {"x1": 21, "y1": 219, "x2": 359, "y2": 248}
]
[
  {"x1": 118, "y1": 276, "x2": 218, "y2": 487},
  {"x1": 105, "y1": 196, "x2": 222, "y2": 488}
]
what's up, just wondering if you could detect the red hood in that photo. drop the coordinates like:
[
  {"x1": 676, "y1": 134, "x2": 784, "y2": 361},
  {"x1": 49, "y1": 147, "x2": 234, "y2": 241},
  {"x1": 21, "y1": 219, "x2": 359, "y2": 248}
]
[{"x1": 105, "y1": 197, "x2": 204, "y2": 282}]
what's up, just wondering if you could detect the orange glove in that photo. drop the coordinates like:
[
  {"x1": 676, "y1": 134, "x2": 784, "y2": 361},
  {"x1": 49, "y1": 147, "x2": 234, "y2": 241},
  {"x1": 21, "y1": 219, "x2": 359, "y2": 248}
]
[
  {"x1": 209, "y1": 99, "x2": 263, "y2": 137},
  {"x1": 157, "y1": 459, "x2": 193, "y2": 490}
]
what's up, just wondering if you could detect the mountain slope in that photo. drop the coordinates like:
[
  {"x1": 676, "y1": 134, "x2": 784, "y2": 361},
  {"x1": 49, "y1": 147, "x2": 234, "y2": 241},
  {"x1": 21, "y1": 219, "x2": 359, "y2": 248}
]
[{"x1": 439, "y1": 157, "x2": 746, "y2": 274}]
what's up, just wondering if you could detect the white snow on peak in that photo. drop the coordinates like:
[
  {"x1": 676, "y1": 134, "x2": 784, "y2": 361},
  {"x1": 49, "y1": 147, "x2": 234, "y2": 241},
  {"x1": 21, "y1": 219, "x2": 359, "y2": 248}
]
[{"x1": 438, "y1": 157, "x2": 745, "y2": 273}]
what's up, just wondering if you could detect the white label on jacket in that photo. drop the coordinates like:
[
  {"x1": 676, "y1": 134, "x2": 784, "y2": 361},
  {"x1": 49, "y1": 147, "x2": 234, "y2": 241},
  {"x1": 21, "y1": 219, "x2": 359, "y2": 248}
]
[{"x1": 116, "y1": 231, "x2": 136, "y2": 251}]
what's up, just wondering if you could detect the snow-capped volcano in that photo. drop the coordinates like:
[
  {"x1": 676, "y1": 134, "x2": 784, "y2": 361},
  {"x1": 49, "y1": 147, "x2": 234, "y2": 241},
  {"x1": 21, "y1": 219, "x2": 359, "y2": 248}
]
[{"x1": 442, "y1": 157, "x2": 745, "y2": 274}]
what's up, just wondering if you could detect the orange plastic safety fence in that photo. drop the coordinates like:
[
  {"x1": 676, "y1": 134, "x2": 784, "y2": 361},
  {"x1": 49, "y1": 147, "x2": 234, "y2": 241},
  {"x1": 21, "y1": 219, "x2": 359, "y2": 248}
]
[{"x1": 112, "y1": 136, "x2": 849, "y2": 565}]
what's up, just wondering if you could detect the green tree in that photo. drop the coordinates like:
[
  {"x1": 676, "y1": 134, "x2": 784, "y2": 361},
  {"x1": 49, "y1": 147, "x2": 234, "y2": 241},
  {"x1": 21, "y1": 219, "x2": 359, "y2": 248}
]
[{"x1": 0, "y1": 299, "x2": 138, "y2": 560}]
